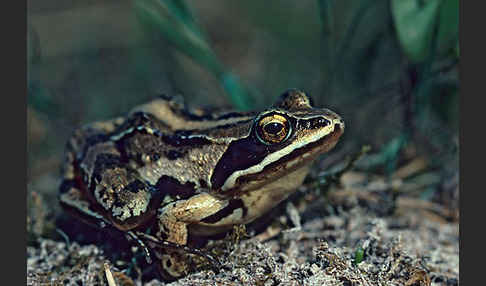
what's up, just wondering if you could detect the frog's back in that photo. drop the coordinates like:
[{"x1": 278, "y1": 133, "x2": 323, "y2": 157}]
[{"x1": 130, "y1": 96, "x2": 256, "y2": 133}]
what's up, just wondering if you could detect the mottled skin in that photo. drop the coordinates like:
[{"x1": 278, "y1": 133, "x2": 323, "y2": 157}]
[{"x1": 59, "y1": 89, "x2": 344, "y2": 279}]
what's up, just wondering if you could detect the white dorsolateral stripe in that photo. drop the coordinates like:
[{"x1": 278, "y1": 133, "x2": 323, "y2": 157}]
[{"x1": 220, "y1": 125, "x2": 334, "y2": 191}]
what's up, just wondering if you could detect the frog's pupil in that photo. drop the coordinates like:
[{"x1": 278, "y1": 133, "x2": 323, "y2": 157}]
[{"x1": 264, "y1": 122, "x2": 284, "y2": 134}]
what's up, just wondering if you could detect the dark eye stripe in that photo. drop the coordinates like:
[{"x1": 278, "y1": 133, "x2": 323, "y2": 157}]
[
  {"x1": 211, "y1": 115, "x2": 298, "y2": 189},
  {"x1": 210, "y1": 136, "x2": 270, "y2": 189},
  {"x1": 299, "y1": 117, "x2": 330, "y2": 129},
  {"x1": 230, "y1": 127, "x2": 341, "y2": 189}
]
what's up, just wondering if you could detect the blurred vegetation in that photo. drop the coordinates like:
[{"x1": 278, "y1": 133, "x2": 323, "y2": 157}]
[{"x1": 27, "y1": 0, "x2": 458, "y2": 232}]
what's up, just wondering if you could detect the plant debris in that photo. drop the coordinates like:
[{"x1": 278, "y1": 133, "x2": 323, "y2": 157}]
[{"x1": 27, "y1": 172, "x2": 458, "y2": 285}]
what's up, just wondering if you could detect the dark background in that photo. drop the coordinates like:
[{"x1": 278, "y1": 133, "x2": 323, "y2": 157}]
[{"x1": 27, "y1": 0, "x2": 459, "y2": 241}]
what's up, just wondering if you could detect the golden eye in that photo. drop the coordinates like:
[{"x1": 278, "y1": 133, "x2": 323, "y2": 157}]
[{"x1": 256, "y1": 113, "x2": 291, "y2": 145}]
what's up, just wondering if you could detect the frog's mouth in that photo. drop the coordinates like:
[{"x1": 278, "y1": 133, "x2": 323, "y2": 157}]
[{"x1": 222, "y1": 124, "x2": 344, "y2": 196}]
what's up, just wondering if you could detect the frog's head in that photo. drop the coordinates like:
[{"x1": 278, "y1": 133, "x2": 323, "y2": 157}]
[{"x1": 210, "y1": 89, "x2": 344, "y2": 194}]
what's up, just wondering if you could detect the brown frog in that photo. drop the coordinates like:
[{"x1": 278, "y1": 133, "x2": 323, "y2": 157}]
[{"x1": 59, "y1": 89, "x2": 344, "y2": 279}]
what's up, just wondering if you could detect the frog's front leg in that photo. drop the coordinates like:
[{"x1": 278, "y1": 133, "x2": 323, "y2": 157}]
[
  {"x1": 149, "y1": 193, "x2": 228, "y2": 280},
  {"x1": 157, "y1": 193, "x2": 228, "y2": 245}
]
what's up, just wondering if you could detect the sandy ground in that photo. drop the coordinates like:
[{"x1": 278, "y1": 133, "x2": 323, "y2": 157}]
[{"x1": 27, "y1": 170, "x2": 459, "y2": 286}]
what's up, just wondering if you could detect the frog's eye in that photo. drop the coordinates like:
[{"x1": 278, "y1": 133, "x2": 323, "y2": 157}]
[{"x1": 256, "y1": 113, "x2": 292, "y2": 145}]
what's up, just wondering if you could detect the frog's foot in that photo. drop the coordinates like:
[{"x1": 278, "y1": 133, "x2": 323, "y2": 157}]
[
  {"x1": 135, "y1": 232, "x2": 221, "y2": 279},
  {"x1": 125, "y1": 231, "x2": 153, "y2": 264}
]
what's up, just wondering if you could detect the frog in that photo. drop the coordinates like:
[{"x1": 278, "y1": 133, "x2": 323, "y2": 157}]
[{"x1": 58, "y1": 89, "x2": 344, "y2": 280}]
